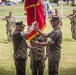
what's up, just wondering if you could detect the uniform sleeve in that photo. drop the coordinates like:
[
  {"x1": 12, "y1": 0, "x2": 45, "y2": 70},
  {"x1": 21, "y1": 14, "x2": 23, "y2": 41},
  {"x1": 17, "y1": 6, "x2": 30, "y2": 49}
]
[
  {"x1": 48, "y1": 31, "x2": 58, "y2": 44},
  {"x1": 20, "y1": 31, "x2": 25, "y2": 37},
  {"x1": 5, "y1": 16, "x2": 7, "y2": 20},
  {"x1": 48, "y1": 31, "x2": 53, "y2": 37},
  {"x1": 12, "y1": 32, "x2": 22, "y2": 46}
]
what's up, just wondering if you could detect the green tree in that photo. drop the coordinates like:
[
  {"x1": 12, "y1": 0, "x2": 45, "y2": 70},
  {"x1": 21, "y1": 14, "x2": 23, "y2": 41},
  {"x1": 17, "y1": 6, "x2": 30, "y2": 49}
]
[{"x1": 49, "y1": 0, "x2": 54, "y2": 2}]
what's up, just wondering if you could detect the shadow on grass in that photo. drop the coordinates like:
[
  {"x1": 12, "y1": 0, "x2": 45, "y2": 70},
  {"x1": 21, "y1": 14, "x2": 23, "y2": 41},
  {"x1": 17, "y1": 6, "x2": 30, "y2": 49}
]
[
  {"x1": 0, "y1": 67, "x2": 15, "y2": 75},
  {"x1": 62, "y1": 38, "x2": 74, "y2": 42},
  {"x1": 59, "y1": 67, "x2": 76, "y2": 75},
  {"x1": 0, "y1": 67, "x2": 76, "y2": 75}
]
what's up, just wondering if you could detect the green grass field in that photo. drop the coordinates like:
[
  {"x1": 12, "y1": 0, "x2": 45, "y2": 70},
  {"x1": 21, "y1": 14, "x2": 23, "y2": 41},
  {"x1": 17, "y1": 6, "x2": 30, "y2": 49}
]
[{"x1": 0, "y1": 4, "x2": 76, "y2": 75}]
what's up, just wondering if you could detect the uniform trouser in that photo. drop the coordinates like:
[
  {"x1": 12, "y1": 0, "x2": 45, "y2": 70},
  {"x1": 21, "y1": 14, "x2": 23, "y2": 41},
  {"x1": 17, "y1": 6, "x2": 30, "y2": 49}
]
[
  {"x1": 48, "y1": 59, "x2": 59, "y2": 75},
  {"x1": 71, "y1": 24, "x2": 76, "y2": 40},
  {"x1": 30, "y1": 59, "x2": 45, "y2": 75},
  {"x1": 6, "y1": 26, "x2": 14, "y2": 41},
  {"x1": 14, "y1": 59, "x2": 26, "y2": 75},
  {"x1": 71, "y1": 24, "x2": 74, "y2": 39},
  {"x1": 7, "y1": 30, "x2": 12, "y2": 40}
]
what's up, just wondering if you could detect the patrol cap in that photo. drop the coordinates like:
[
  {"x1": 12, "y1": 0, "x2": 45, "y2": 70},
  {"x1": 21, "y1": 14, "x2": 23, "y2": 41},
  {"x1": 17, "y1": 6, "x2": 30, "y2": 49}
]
[
  {"x1": 15, "y1": 21, "x2": 26, "y2": 27},
  {"x1": 9, "y1": 12, "x2": 12, "y2": 13},
  {"x1": 49, "y1": 16, "x2": 60, "y2": 23},
  {"x1": 73, "y1": 9, "x2": 75, "y2": 11}
]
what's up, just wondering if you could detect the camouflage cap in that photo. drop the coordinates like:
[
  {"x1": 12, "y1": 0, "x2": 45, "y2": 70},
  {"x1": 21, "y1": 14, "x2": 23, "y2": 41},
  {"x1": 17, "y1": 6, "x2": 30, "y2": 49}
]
[
  {"x1": 15, "y1": 21, "x2": 26, "y2": 27},
  {"x1": 49, "y1": 16, "x2": 60, "y2": 23},
  {"x1": 73, "y1": 9, "x2": 75, "y2": 11},
  {"x1": 9, "y1": 12, "x2": 12, "y2": 13}
]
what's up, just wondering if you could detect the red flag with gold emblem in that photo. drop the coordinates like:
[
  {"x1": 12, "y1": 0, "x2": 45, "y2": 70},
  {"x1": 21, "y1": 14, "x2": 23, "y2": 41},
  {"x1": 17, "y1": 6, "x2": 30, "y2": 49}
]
[{"x1": 24, "y1": 0, "x2": 46, "y2": 42}]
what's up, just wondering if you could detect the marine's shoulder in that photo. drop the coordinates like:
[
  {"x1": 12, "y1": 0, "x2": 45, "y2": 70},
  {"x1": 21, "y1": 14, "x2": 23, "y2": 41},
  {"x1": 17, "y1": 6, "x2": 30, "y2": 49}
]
[
  {"x1": 54, "y1": 27, "x2": 62, "y2": 34},
  {"x1": 13, "y1": 31, "x2": 21, "y2": 35}
]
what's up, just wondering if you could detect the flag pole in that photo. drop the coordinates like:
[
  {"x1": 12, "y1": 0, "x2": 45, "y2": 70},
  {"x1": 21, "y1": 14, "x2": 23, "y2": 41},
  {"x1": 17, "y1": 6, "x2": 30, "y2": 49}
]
[
  {"x1": 34, "y1": 6, "x2": 37, "y2": 40},
  {"x1": 34, "y1": 7, "x2": 36, "y2": 21}
]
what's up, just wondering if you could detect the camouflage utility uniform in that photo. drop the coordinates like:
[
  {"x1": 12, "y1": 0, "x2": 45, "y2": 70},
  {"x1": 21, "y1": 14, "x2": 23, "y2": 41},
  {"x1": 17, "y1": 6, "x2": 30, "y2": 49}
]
[
  {"x1": 70, "y1": 14, "x2": 75, "y2": 39},
  {"x1": 48, "y1": 27, "x2": 62, "y2": 75},
  {"x1": 12, "y1": 30, "x2": 27, "y2": 75},
  {"x1": 72, "y1": 15, "x2": 76, "y2": 40},
  {"x1": 5, "y1": 16, "x2": 15, "y2": 41},
  {"x1": 29, "y1": 34, "x2": 46, "y2": 75}
]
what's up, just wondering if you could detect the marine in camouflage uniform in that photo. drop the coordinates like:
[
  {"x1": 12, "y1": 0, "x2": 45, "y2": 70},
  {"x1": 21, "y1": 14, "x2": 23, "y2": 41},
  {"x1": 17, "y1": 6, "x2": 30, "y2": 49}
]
[
  {"x1": 34, "y1": 16, "x2": 62, "y2": 75},
  {"x1": 2, "y1": 12, "x2": 15, "y2": 41},
  {"x1": 12, "y1": 24, "x2": 27, "y2": 75},
  {"x1": 71, "y1": 11, "x2": 76, "y2": 40},
  {"x1": 12, "y1": 21, "x2": 37, "y2": 75},
  {"x1": 47, "y1": 27, "x2": 62, "y2": 75},
  {"x1": 67, "y1": 10, "x2": 76, "y2": 39},
  {"x1": 29, "y1": 34, "x2": 47, "y2": 75}
]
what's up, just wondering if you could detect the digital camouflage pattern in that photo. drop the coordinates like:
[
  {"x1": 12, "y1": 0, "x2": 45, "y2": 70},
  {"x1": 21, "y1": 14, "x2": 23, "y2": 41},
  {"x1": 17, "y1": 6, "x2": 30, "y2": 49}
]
[
  {"x1": 30, "y1": 60, "x2": 45, "y2": 75},
  {"x1": 48, "y1": 27, "x2": 62, "y2": 75},
  {"x1": 12, "y1": 30, "x2": 27, "y2": 75},
  {"x1": 12, "y1": 31, "x2": 27, "y2": 59},
  {"x1": 14, "y1": 59, "x2": 26, "y2": 75},
  {"x1": 29, "y1": 34, "x2": 47, "y2": 60},
  {"x1": 29, "y1": 34, "x2": 47, "y2": 75},
  {"x1": 71, "y1": 15, "x2": 76, "y2": 40}
]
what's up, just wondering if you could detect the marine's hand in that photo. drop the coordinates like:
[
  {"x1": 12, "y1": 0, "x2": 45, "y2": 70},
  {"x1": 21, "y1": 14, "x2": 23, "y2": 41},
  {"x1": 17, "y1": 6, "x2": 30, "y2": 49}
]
[
  {"x1": 34, "y1": 41, "x2": 39, "y2": 45},
  {"x1": 32, "y1": 21, "x2": 39, "y2": 31},
  {"x1": 32, "y1": 21, "x2": 38, "y2": 26},
  {"x1": 34, "y1": 25, "x2": 39, "y2": 31},
  {"x1": 32, "y1": 47, "x2": 39, "y2": 52},
  {"x1": 32, "y1": 47, "x2": 37, "y2": 50}
]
